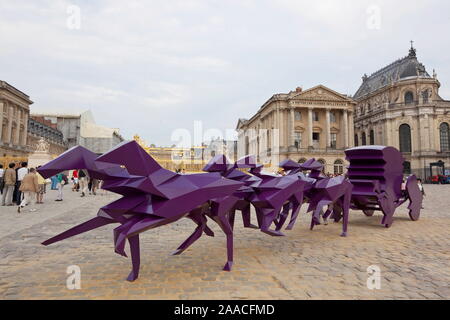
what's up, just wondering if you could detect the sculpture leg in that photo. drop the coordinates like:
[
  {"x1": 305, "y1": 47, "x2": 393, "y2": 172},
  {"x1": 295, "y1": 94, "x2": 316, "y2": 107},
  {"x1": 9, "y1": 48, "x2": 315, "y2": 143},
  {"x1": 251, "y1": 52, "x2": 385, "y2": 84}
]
[
  {"x1": 172, "y1": 213, "x2": 208, "y2": 255},
  {"x1": 126, "y1": 235, "x2": 140, "y2": 282},
  {"x1": 42, "y1": 216, "x2": 114, "y2": 246},
  {"x1": 241, "y1": 204, "x2": 258, "y2": 229},
  {"x1": 340, "y1": 188, "x2": 352, "y2": 237},
  {"x1": 213, "y1": 214, "x2": 234, "y2": 271},
  {"x1": 286, "y1": 193, "x2": 304, "y2": 230},
  {"x1": 261, "y1": 207, "x2": 284, "y2": 236},
  {"x1": 275, "y1": 203, "x2": 290, "y2": 232},
  {"x1": 229, "y1": 209, "x2": 236, "y2": 230},
  {"x1": 310, "y1": 205, "x2": 323, "y2": 230}
]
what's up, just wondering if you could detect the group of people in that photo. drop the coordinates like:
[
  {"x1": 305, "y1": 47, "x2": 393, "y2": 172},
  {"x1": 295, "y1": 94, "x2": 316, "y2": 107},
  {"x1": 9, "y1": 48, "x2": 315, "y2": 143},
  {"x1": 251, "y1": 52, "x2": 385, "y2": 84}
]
[
  {"x1": 68, "y1": 169, "x2": 103, "y2": 197},
  {"x1": 0, "y1": 162, "x2": 47, "y2": 212},
  {"x1": 0, "y1": 163, "x2": 105, "y2": 213}
]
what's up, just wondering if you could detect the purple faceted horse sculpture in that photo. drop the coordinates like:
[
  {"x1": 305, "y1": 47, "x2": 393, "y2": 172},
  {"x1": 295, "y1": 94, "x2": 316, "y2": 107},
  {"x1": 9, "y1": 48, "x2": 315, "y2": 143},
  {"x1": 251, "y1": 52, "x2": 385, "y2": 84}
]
[
  {"x1": 203, "y1": 154, "x2": 260, "y2": 230},
  {"x1": 245, "y1": 160, "x2": 306, "y2": 236},
  {"x1": 279, "y1": 158, "x2": 353, "y2": 236},
  {"x1": 345, "y1": 146, "x2": 423, "y2": 227},
  {"x1": 38, "y1": 141, "x2": 244, "y2": 281}
]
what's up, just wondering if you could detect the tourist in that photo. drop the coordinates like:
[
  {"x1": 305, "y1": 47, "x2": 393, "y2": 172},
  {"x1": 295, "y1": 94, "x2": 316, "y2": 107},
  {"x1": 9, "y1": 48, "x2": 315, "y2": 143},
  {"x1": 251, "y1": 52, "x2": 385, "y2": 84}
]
[
  {"x1": 71, "y1": 169, "x2": 79, "y2": 192},
  {"x1": 181, "y1": 168, "x2": 186, "y2": 175},
  {"x1": 15, "y1": 162, "x2": 29, "y2": 205},
  {"x1": 91, "y1": 178, "x2": 99, "y2": 195},
  {"x1": 0, "y1": 164, "x2": 4, "y2": 195},
  {"x1": 55, "y1": 172, "x2": 67, "y2": 201},
  {"x1": 36, "y1": 166, "x2": 46, "y2": 204},
  {"x1": 78, "y1": 169, "x2": 89, "y2": 197},
  {"x1": 18, "y1": 168, "x2": 39, "y2": 213},
  {"x1": 50, "y1": 175, "x2": 58, "y2": 190},
  {"x1": 1, "y1": 163, "x2": 16, "y2": 206}
]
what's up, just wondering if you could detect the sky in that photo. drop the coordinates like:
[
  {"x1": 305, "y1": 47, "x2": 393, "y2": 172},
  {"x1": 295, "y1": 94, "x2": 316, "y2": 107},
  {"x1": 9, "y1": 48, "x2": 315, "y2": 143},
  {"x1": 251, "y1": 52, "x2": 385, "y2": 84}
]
[{"x1": 1, "y1": 0, "x2": 450, "y2": 146}]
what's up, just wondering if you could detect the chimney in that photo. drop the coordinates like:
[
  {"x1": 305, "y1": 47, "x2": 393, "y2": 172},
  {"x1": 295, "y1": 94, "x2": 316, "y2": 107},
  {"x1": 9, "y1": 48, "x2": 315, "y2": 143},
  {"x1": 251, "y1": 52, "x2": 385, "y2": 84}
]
[{"x1": 296, "y1": 87, "x2": 303, "y2": 93}]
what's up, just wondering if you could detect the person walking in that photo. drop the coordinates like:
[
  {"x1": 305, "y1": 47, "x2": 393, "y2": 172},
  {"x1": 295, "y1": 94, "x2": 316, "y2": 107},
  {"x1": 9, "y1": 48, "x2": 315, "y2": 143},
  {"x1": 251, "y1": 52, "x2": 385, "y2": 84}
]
[
  {"x1": 36, "y1": 166, "x2": 46, "y2": 204},
  {"x1": 91, "y1": 178, "x2": 99, "y2": 195},
  {"x1": 1, "y1": 163, "x2": 16, "y2": 206},
  {"x1": 15, "y1": 162, "x2": 29, "y2": 205},
  {"x1": 78, "y1": 169, "x2": 89, "y2": 197},
  {"x1": 55, "y1": 172, "x2": 67, "y2": 201},
  {"x1": 0, "y1": 164, "x2": 4, "y2": 195},
  {"x1": 18, "y1": 168, "x2": 39, "y2": 213}
]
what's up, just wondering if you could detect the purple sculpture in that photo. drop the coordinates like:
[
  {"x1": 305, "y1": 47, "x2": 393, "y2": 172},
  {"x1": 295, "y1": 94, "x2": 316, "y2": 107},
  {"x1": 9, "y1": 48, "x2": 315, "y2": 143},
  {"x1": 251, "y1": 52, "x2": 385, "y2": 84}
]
[
  {"x1": 345, "y1": 146, "x2": 423, "y2": 227},
  {"x1": 279, "y1": 158, "x2": 353, "y2": 236},
  {"x1": 37, "y1": 142, "x2": 422, "y2": 282},
  {"x1": 38, "y1": 141, "x2": 244, "y2": 281}
]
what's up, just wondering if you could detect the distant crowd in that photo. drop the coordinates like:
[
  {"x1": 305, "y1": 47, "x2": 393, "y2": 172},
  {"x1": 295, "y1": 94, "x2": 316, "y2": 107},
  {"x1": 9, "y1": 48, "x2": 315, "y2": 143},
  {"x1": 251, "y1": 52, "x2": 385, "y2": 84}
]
[{"x1": 0, "y1": 163, "x2": 105, "y2": 213}]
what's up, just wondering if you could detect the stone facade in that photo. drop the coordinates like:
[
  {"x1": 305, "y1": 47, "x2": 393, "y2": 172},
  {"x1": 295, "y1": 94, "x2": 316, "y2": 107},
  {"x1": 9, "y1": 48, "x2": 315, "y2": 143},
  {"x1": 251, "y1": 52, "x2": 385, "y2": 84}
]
[
  {"x1": 31, "y1": 110, "x2": 125, "y2": 154},
  {"x1": 0, "y1": 81, "x2": 33, "y2": 160},
  {"x1": 353, "y1": 46, "x2": 450, "y2": 179},
  {"x1": 28, "y1": 116, "x2": 67, "y2": 157},
  {"x1": 237, "y1": 85, "x2": 356, "y2": 174}
]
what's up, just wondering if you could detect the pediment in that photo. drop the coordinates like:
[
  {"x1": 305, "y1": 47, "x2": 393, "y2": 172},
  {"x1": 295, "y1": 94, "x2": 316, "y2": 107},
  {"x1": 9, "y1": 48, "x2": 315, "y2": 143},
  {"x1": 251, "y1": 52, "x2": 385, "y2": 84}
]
[{"x1": 291, "y1": 85, "x2": 353, "y2": 103}]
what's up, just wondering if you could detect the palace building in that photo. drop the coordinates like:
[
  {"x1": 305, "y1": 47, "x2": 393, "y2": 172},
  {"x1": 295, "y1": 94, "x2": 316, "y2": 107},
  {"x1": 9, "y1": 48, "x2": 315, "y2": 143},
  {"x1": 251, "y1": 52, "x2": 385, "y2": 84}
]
[
  {"x1": 236, "y1": 85, "x2": 356, "y2": 174},
  {"x1": 353, "y1": 45, "x2": 450, "y2": 178}
]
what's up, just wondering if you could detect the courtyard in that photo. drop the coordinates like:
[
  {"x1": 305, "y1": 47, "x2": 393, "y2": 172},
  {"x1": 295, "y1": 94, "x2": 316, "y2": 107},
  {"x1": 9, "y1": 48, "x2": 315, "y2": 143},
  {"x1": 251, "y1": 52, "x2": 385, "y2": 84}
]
[{"x1": 0, "y1": 184, "x2": 449, "y2": 300}]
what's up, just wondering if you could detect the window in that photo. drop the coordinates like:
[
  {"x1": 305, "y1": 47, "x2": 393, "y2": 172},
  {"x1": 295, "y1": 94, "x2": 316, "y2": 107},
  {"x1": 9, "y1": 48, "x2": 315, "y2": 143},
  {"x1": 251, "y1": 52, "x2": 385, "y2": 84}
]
[
  {"x1": 330, "y1": 133, "x2": 337, "y2": 149},
  {"x1": 298, "y1": 158, "x2": 307, "y2": 164},
  {"x1": 422, "y1": 90, "x2": 429, "y2": 104},
  {"x1": 334, "y1": 160, "x2": 344, "y2": 175},
  {"x1": 330, "y1": 112, "x2": 336, "y2": 123},
  {"x1": 405, "y1": 91, "x2": 414, "y2": 105},
  {"x1": 354, "y1": 134, "x2": 359, "y2": 147},
  {"x1": 399, "y1": 124, "x2": 412, "y2": 153},
  {"x1": 362, "y1": 132, "x2": 367, "y2": 146},
  {"x1": 313, "y1": 111, "x2": 319, "y2": 122},
  {"x1": 294, "y1": 132, "x2": 302, "y2": 149},
  {"x1": 403, "y1": 161, "x2": 411, "y2": 175},
  {"x1": 294, "y1": 111, "x2": 302, "y2": 121},
  {"x1": 313, "y1": 132, "x2": 320, "y2": 142},
  {"x1": 440, "y1": 122, "x2": 450, "y2": 152},
  {"x1": 369, "y1": 130, "x2": 375, "y2": 145}
]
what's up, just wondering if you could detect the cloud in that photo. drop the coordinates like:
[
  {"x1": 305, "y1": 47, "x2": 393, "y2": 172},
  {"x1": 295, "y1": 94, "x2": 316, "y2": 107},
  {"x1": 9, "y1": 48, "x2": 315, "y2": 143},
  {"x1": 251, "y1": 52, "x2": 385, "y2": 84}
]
[{"x1": 1, "y1": 0, "x2": 449, "y2": 145}]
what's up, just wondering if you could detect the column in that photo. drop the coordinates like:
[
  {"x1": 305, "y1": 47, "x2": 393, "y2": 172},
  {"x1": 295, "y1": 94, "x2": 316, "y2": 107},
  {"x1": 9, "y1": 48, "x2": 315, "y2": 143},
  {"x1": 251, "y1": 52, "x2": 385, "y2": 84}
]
[
  {"x1": 0, "y1": 101, "x2": 4, "y2": 142},
  {"x1": 21, "y1": 111, "x2": 28, "y2": 146},
  {"x1": 290, "y1": 108, "x2": 295, "y2": 147},
  {"x1": 308, "y1": 107, "x2": 313, "y2": 147},
  {"x1": 348, "y1": 111, "x2": 354, "y2": 147},
  {"x1": 343, "y1": 109, "x2": 349, "y2": 148},
  {"x1": 6, "y1": 104, "x2": 13, "y2": 143},
  {"x1": 325, "y1": 108, "x2": 331, "y2": 148}
]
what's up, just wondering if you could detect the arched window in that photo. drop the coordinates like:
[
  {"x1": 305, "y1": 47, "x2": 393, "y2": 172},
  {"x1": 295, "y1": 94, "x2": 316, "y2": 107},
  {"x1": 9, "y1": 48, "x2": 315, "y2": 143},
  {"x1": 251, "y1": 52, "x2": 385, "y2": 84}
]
[
  {"x1": 399, "y1": 124, "x2": 412, "y2": 153},
  {"x1": 440, "y1": 122, "x2": 450, "y2": 152},
  {"x1": 405, "y1": 91, "x2": 414, "y2": 105},
  {"x1": 298, "y1": 158, "x2": 307, "y2": 164},
  {"x1": 334, "y1": 159, "x2": 344, "y2": 175},
  {"x1": 403, "y1": 161, "x2": 411, "y2": 174},
  {"x1": 354, "y1": 134, "x2": 359, "y2": 147},
  {"x1": 369, "y1": 130, "x2": 375, "y2": 145},
  {"x1": 362, "y1": 132, "x2": 367, "y2": 146}
]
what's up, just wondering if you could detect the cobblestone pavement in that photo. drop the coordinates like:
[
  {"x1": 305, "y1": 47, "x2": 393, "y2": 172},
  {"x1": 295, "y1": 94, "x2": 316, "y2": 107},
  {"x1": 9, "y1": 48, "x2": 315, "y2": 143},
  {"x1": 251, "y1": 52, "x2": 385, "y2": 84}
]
[{"x1": 0, "y1": 185, "x2": 449, "y2": 300}]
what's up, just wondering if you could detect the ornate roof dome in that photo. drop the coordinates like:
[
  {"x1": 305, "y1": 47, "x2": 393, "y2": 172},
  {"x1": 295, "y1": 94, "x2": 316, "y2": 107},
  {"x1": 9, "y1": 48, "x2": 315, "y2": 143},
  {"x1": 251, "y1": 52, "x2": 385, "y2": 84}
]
[{"x1": 353, "y1": 45, "x2": 431, "y2": 100}]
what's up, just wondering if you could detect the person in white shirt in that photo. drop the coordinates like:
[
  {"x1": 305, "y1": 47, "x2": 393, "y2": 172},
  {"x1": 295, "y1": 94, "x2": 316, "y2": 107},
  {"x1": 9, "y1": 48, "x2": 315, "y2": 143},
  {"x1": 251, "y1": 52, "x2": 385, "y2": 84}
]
[
  {"x1": 15, "y1": 162, "x2": 29, "y2": 205},
  {"x1": 0, "y1": 164, "x2": 4, "y2": 195}
]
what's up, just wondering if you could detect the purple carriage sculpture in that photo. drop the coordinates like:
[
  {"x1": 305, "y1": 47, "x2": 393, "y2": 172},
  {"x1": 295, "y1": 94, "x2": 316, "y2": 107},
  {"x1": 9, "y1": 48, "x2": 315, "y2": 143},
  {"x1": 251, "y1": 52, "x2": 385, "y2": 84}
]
[
  {"x1": 345, "y1": 146, "x2": 423, "y2": 228},
  {"x1": 38, "y1": 140, "x2": 245, "y2": 281}
]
